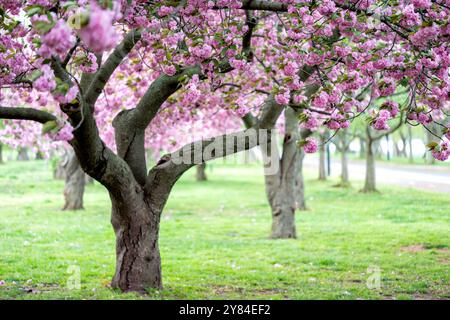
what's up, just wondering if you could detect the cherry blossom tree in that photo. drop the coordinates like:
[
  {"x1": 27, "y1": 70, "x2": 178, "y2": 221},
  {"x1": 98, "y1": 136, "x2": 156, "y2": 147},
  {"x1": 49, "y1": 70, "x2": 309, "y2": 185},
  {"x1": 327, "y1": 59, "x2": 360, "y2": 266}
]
[{"x1": 1, "y1": 0, "x2": 449, "y2": 293}]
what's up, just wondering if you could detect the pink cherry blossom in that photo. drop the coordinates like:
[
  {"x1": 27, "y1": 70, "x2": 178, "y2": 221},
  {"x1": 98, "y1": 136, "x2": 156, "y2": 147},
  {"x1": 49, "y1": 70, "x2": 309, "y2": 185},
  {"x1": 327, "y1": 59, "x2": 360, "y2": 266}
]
[{"x1": 303, "y1": 138, "x2": 318, "y2": 154}]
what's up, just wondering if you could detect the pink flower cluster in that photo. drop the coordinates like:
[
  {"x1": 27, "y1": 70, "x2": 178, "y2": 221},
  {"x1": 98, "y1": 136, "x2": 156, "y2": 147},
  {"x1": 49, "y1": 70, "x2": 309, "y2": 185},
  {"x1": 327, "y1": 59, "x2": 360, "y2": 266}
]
[
  {"x1": 34, "y1": 65, "x2": 56, "y2": 92},
  {"x1": 431, "y1": 141, "x2": 450, "y2": 161},
  {"x1": 79, "y1": 52, "x2": 98, "y2": 73},
  {"x1": 78, "y1": 4, "x2": 118, "y2": 53},
  {"x1": 372, "y1": 109, "x2": 392, "y2": 131},
  {"x1": 275, "y1": 90, "x2": 290, "y2": 105},
  {"x1": 38, "y1": 19, "x2": 75, "y2": 59},
  {"x1": 303, "y1": 138, "x2": 318, "y2": 154}
]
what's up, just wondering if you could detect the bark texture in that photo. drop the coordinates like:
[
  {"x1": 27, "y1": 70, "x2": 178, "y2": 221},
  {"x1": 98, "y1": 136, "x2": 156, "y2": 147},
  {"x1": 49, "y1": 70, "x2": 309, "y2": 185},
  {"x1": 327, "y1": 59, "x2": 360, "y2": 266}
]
[
  {"x1": 62, "y1": 150, "x2": 85, "y2": 210},
  {"x1": 265, "y1": 108, "x2": 309, "y2": 239},
  {"x1": 110, "y1": 191, "x2": 163, "y2": 293},
  {"x1": 244, "y1": 106, "x2": 311, "y2": 238}
]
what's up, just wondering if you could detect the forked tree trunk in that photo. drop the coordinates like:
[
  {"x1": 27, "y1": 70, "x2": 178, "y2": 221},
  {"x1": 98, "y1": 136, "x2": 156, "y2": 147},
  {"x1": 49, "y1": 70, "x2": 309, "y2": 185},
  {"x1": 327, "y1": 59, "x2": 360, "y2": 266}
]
[
  {"x1": 62, "y1": 150, "x2": 85, "y2": 210},
  {"x1": 110, "y1": 193, "x2": 162, "y2": 293},
  {"x1": 362, "y1": 138, "x2": 377, "y2": 193},
  {"x1": 196, "y1": 163, "x2": 207, "y2": 181},
  {"x1": 17, "y1": 147, "x2": 29, "y2": 161},
  {"x1": 318, "y1": 134, "x2": 326, "y2": 180}
]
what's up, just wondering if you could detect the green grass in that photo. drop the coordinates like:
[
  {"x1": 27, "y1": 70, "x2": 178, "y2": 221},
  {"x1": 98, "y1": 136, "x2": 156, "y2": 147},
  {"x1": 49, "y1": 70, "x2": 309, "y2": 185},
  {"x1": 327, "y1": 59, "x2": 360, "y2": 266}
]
[{"x1": 0, "y1": 160, "x2": 449, "y2": 300}]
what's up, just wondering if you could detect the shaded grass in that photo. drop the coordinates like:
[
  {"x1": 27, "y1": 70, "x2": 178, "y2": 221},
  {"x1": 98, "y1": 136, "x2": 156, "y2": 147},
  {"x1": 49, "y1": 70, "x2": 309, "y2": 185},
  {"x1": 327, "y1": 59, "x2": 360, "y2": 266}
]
[{"x1": 0, "y1": 160, "x2": 449, "y2": 300}]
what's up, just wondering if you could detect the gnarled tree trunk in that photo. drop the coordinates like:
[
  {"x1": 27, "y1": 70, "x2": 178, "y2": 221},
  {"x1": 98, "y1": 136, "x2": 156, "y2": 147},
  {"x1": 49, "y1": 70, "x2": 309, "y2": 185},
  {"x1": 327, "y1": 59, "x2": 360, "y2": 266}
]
[
  {"x1": 196, "y1": 163, "x2": 207, "y2": 181},
  {"x1": 110, "y1": 191, "x2": 163, "y2": 293},
  {"x1": 264, "y1": 108, "x2": 306, "y2": 239},
  {"x1": 243, "y1": 108, "x2": 309, "y2": 239},
  {"x1": 62, "y1": 150, "x2": 85, "y2": 210}
]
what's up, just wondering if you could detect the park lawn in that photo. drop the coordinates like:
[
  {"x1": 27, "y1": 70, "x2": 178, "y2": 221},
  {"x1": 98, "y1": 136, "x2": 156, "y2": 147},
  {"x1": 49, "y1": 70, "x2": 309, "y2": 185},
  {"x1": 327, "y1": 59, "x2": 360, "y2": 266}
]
[{"x1": 0, "y1": 159, "x2": 449, "y2": 300}]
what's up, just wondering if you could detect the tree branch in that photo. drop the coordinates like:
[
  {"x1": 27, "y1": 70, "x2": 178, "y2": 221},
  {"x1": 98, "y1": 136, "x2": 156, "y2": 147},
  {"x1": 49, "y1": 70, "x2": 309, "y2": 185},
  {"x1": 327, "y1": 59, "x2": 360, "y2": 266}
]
[
  {"x1": 85, "y1": 29, "x2": 142, "y2": 106},
  {"x1": 0, "y1": 106, "x2": 57, "y2": 124},
  {"x1": 145, "y1": 98, "x2": 283, "y2": 196}
]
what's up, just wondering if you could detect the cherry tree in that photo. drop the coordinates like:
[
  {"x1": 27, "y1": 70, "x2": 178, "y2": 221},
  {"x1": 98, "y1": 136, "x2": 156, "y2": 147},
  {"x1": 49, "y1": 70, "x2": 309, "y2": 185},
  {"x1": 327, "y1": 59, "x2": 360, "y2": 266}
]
[{"x1": 1, "y1": 0, "x2": 449, "y2": 293}]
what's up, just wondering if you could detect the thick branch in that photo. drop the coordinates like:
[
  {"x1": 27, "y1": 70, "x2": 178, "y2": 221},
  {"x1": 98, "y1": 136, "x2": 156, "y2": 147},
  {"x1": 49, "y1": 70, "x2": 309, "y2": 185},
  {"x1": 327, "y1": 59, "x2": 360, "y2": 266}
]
[
  {"x1": 0, "y1": 106, "x2": 56, "y2": 124},
  {"x1": 129, "y1": 65, "x2": 202, "y2": 129},
  {"x1": 85, "y1": 29, "x2": 141, "y2": 105},
  {"x1": 145, "y1": 98, "x2": 283, "y2": 200}
]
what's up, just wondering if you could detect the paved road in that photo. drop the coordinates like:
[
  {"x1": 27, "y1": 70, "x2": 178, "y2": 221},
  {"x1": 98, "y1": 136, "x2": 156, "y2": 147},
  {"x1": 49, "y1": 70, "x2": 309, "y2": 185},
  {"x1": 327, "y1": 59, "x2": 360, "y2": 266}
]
[{"x1": 303, "y1": 155, "x2": 450, "y2": 194}]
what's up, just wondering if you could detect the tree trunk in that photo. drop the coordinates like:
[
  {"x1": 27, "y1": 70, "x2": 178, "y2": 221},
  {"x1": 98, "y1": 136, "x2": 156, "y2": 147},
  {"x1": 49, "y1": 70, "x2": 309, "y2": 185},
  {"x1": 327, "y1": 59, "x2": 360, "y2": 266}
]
[
  {"x1": 85, "y1": 174, "x2": 94, "y2": 184},
  {"x1": 408, "y1": 126, "x2": 414, "y2": 163},
  {"x1": 359, "y1": 137, "x2": 365, "y2": 159},
  {"x1": 110, "y1": 194, "x2": 162, "y2": 293},
  {"x1": 393, "y1": 141, "x2": 400, "y2": 158},
  {"x1": 337, "y1": 129, "x2": 350, "y2": 187},
  {"x1": 362, "y1": 138, "x2": 377, "y2": 193},
  {"x1": 62, "y1": 150, "x2": 85, "y2": 210},
  {"x1": 318, "y1": 134, "x2": 326, "y2": 180},
  {"x1": 54, "y1": 156, "x2": 68, "y2": 180},
  {"x1": 17, "y1": 147, "x2": 29, "y2": 161},
  {"x1": 341, "y1": 146, "x2": 349, "y2": 185},
  {"x1": 0, "y1": 143, "x2": 3, "y2": 164},
  {"x1": 295, "y1": 149, "x2": 307, "y2": 211},
  {"x1": 264, "y1": 108, "x2": 301, "y2": 239},
  {"x1": 196, "y1": 163, "x2": 207, "y2": 181}
]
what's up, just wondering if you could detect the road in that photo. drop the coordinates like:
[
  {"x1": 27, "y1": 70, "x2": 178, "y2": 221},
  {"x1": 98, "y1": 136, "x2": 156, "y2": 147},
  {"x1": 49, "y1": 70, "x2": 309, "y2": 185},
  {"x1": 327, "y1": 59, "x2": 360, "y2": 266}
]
[{"x1": 303, "y1": 155, "x2": 450, "y2": 194}]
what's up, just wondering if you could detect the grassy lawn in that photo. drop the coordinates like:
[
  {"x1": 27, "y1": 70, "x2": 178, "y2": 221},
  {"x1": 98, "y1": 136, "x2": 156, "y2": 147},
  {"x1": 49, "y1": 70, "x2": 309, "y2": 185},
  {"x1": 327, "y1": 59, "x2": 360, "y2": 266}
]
[{"x1": 0, "y1": 160, "x2": 449, "y2": 300}]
